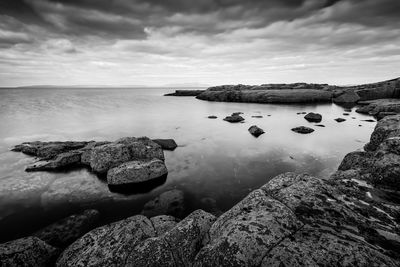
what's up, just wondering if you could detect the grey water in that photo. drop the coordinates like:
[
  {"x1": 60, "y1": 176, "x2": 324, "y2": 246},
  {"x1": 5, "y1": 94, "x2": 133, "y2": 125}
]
[{"x1": 0, "y1": 87, "x2": 376, "y2": 242}]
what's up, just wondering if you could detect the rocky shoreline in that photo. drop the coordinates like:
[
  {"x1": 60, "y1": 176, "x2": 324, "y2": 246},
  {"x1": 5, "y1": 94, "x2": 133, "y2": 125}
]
[{"x1": 2, "y1": 102, "x2": 400, "y2": 265}]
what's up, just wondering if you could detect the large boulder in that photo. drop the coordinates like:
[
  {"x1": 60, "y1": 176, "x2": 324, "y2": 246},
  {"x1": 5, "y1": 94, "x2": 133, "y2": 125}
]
[
  {"x1": 142, "y1": 189, "x2": 185, "y2": 218},
  {"x1": 56, "y1": 215, "x2": 156, "y2": 267},
  {"x1": 0, "y1": 236, "x2": 59, "y2": 267},
  {"x1": 304, "y1": 112, "x2": 322, "y2": 122},
  {"x1": 107, "y1": 159, "x2": 168, "y2": 185},
  {"x1": 34, "y1": 209, "x2": 100, "y2": 248}
]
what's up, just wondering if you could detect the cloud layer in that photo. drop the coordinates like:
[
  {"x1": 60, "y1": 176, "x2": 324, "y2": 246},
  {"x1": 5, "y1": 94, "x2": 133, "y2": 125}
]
[{"x1": 0, "y1": 0, "x2": 399, "y2": 86}]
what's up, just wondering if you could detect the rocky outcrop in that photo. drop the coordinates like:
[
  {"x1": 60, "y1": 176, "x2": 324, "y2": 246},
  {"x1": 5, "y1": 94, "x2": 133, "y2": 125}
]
[
  {"x1": 152, "y1": 139, "x2": 178, "y2": 151},
  {"x1": 164, "y1": 90, "x2": 205, "y2": 96},
  {"x1": 291, "y1": 126, "x2": 314, "y2": 134},
  {"x1": 34, "y1": 209, "x2": 100, "y2": 248},
  {"x1": 107, "y1": 159, "x2": 168, "y2": 186},
  {"x1": 356, "y1": 99, "x2": 400, "y2": 120},
  {"x1": 248, "y1": 125, "x2": 265, "y2": 137},
  {"x1": 0, "y1": 236, "x2": 59, "y2": 267},
  {"x1": 333, "y1": 90, "x2": 360, "y2": 104},
  {"x1": 304, "y1": 112, "x2": 322, "y2": 122},
  {"x1": 142, "y1": 189, "x2": 185, "y2": 218}
]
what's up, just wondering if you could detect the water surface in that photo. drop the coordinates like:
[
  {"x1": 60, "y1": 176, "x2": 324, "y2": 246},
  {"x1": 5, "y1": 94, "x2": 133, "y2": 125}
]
[{"x1": 0, "y1": 87, "x2": 376, "y2": 242}]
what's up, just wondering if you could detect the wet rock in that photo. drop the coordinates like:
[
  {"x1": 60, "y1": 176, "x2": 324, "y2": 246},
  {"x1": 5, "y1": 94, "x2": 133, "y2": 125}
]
[
  {"x1": 126, "y1": 210, "x2": 216, "y2": 267},
  {"x1": 248, "y1": 125, "x2": 265, "y2": 137},
  {"x1": 26, "y1": 151, "x2": 82, "y2": 172},
  {"x1": 56, "y1": 215, "x2": 155, "y2": 267},
  {"x1": 304, "y1": 112, "x2": 322, "y2": 122},
  {"x1": 34, "y1": 209, "x2": 100, "y2": 248},
  {"x1": 107, "y1": 159, "x2": 168, "y2": 186},
  {"x1": 251, "y1": 115, "x2": 263, "y2": 118},
  {"x1": 142, "y1": 189, "x2": 185, "y2": 218},
  {"x1": 344, "y1": 108, "x2": 352, "y2": 112},
  {"x1": 356, "y1": 99, "x2": 400, "y2": 117},
  {"x1": 291, "y1": 126, "x2": 314, "y2": 134},
  {"x1": 335, "y1": 118, "x2": 346, "y2": 122},
  {"x1": 0, "y1": 236, "x2": 59, "y2": 267},
  {"x1": 362, "y1": 119, "x2": 376, "y2": 122},
  {"x1": 207, "y1": 115, "x2": 217, "y2": 119},
  {"x1": 223, "y1": 115, "x2": 245, "y2": 123},
  {"x1": 365, "y1": 115, "x2": 400, "y2": 151},
  {"x1": 150, "y1": 215, "x2": 179, "y2": 236},
  {"x1": 333, "y1": 90, "x2": 360, "y2": 104},
  {"x1": 12, "y1": 141, "x2": 89, "y2": 159},
  {"x1": 315, "y1": 124, "x2": 325, "y2": 127},
  {"x1": 152, "y1": 139, "x2": 178, "y2": 151}
]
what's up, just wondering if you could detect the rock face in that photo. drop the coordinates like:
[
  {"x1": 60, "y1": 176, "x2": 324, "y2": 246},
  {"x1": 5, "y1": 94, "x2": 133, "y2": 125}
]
[
  {"x1": 248, "y1": 125, "x2": 265, "y2": 137},
  {"x1": 142, "y1": 189, "x2": 185, "y2": 218},
  {"x1": 34, "y1": 209, "x2": 100, "y2": 248},
  {"x1": 0, "y1": 236, "x2": 59, "y2": 267},
  {"x1": 223, "y1": 115, "x2": 245, "y2": 123},
  {"x1": 304, "y1": 112, "x2": 322, "y2": 122},
  {"x1": 107, "y1": 159, "x2": 168, "y2": 185},
  {"x1": 164, "y1": 90, "x2": 205, "y2": 96},
  {"x1": 152, "y1": 139, "x2": 178, "y2": 151},
  {"x1": 291, "y1": 126, "x2": 314, "y2": 134}
]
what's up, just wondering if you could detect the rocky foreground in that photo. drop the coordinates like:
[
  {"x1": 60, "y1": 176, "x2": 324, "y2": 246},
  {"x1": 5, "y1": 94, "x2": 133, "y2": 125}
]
[
  {"x1": 2, "y1": 111, "x2": 400, "y2": 265},
  {"x1": 165, "y1": 77, "x2": 400, "y2": 105}
]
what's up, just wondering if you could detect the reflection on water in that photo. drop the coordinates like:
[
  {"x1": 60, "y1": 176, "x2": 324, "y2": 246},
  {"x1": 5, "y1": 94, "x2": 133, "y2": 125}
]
[{"x1": 0, "y1": 87, "x2": 376, "y2": 242}]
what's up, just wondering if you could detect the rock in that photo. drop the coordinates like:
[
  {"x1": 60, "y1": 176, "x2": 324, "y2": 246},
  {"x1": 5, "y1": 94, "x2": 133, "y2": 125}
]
[
  {"x1": 377, "y1": 112, "x2": 398, "y2": 121},
  {"x1": 164, "y1": 90, "x2": 205, "y2": 96},
  {"x1": 297, "y1": 112, "x2": 307, "y2": 114},
  {"x1": 26, "y1": 151, "x2": 82, "y2": 172},
  {"x1": 152, "y1": 139, "x2": 178, "y2": 151},
  {"x1": 362, "y1": 119, "x2": 376, "y2": 122},
  {"x1": 12, "y1": 141, "x2": 89, "y2": 159},
  {"x1": 231, "y1": 112, "x2": 243, "y2": 116},
  {"x1": 365, "y1": 115, "x2": 400, "y2": 151},
  {"x1": 304, "y1": 112, "x2": 322, "y2": 123},
  {"x1": 315, "y1": 124, "x2": 325, "y2": 127},
  {"x1": 291, "y1": 126, "x2": 314, "y2": 134},
  {"x1": 223, "y1": 115, "x2": 245, "y2": 123},
  {"x1": 343, "y1": 112, "x2": 350, "y2": 115},
  {"x1": 333, "y1": 90, "x2": 360, "y2": 104},
  {"x1": 344, "y1": 108, "x2": 352, "y2": 112},
  {"x1": 149, "y1": 215, "x2": 179, "y2": 236},
  {"x1": 56, "y1": 215, "x2": 155, "y2": 267},
  {"x1": 126, "y1": 210, "x2": 216, "y2": 267},
  {"x1": 34, "y1": 209, "x2": 100, "y2": 248},
  {"x1": 207, "y1": 115, "x2": 217, "y2": 119},
  {"x1": 248, "y1": 125, "x2": 265, "y2": 137},
  {"x1": 107, "y1": 159, "x2": 168, "y2": 186},
  {"x1": 0, "y1": 236, "x2": 59, "y2": 267},
  {"x1": 142, "y1": 189, "x2": 185, "y2": 218},
  {"x1": 356, "y1": 99, "x2": 400, "y2": 117},
  {"x1": 335, "y1": 118, "x2": 346, "y2": 122},
  {"x1": 251, "y1": 115, "x2": 263, "y2": 118}
]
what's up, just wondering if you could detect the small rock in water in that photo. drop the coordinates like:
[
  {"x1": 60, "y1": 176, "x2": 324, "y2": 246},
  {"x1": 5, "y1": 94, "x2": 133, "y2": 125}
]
[
  {"x1": 142, "y1": 189, "x2": 185, "y2": 218},
  {"x1": 223, "y1": 115, "x2": 245, "y2": 123},
  {"x1": 297, "y1": 112, "x2": 307, "y2": 115},
  {"x1": 251, "y1": 115, "x2": 263, "y2": 118},
  {"x1": 304, "y1": 112, "x2": 322, "y2": 123},
  {"x1": 359, "y1": 125, "x2": 362, "y2": 127},
  {"x1": 248, "y1": 125, "x2": 265, "y2": 137},
  {"x1": 291, "y1": 126, "x2": 315, "y2": 134},
  {"x1": 315, "y1": 124, "x2": 325, "y2": 127},
  {"x1": 208, "y1": 115, "x2": 218, "y2": 119},
  {"x1": 335, "y1": 118, "x2": 346, "y2": 122},
  {"x1": 344, "y1": 108, "x2": 352, "y2": 112},
  {"x1": 343, "y1": 113, "x2": 350, "y2": 116},
  {"x1": 362, "y1": 119, "x2": 376, "y2": 122},
  {"x1": 152, "y1": 139, "x2": 178, "y2": 151}
]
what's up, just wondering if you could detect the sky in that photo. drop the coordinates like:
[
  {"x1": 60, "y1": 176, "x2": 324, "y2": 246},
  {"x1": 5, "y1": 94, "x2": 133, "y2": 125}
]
[{"x1": 0, "y1": 0, "x2": 399, "y2": 87}]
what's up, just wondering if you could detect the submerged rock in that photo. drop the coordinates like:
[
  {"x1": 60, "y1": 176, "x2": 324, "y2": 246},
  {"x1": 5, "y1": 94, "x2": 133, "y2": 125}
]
[
  {"x1": 142, "y1": 189, "x2": 185, "y2": 218},
  {"x1": 0, "y1": 236, "x2": 59, "y2": 267},
  {"x1": 34, "y1": 209, "x2": 100, "y2": 248},
  {"x1": 223, "y1": 115, "x2": 245, "y2": 123},
  {"x1": 248, "y1": 125, "x2": 265, "y2": 137},
  {"x1": 107, "y1": 159, "x2": 168, "y2": 186},
  {"x1": 152, "y1": 139, "x2": 178, "y2": 151},
  {"x1": 304, "y1": 112, "x2": 322, "y2": 123},
  {"x1": 291, "y1": 126, "x2": 314, "y2": 134}
]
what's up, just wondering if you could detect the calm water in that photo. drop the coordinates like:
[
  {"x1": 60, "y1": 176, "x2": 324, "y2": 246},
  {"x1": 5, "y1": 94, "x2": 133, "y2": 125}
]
[{"x1": 0, "y1": 87, "x2": 376, "y2": 242}]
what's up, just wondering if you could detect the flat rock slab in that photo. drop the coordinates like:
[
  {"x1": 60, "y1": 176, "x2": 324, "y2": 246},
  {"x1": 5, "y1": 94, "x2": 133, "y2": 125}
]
[
  {"x1": 142, "y1": 189, "x2": 185, "y2": 218},
  {"x1": 152, "y1": 139, "x2": 178, "y2": 151},
  {"x1": 248, "y1": 125, "x2": 265, "y2": 137},
  {"x1": 291, "y1": 126, "x2": 314, "y2": 134}
]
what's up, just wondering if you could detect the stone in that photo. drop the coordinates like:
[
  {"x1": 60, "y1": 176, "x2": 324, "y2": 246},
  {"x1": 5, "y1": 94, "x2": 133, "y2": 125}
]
[
  {"x1": 142, "y1": 189, "x2": 185, "y2": 218},
  {"x1": 304, "y1": 112, "x2": 322, "y2": 122},
  {"x1": 248, "y1": 125, "x2": 265, "y2": 137},
  {"x1": 207, "y1": 115, "x2": 217, "y2": 119},
  {"x1": 223, "y1": 115, "x2": 245, "y2": 123},
  {"x1": 315, "y1": 124, "x2": 325, "y2": 127},
  {"x1": 56, "y1": 215, "x2": 155, "y2": 267},
  {"x1": 107, "y1": 159, "x2": 168, "y2": 185},
  {"x1": 0, "y1": 236, "x2": 59, "y2": 267},
  {"x1": 12, "y1": 141, "x2": 89, "y2": 159},
  {"x1": 34, "y1": 209, "x2": 100, "y2": 248},
  {"x1": 291, "y1": 126, "x2": 314, "y2": 134},
  {"x1": 343, "y1": 112, "x2": 350, "y2": 115},
  {"x1": 149, "y1": 215, "x2": 179, "y2": 236},
  {"x1": 152, "y1": 139, "x2": 178, "y2": 151},
  {"x1": 26, "y1": 151, "x2": 82, "y2": 172},
  {"x1": 365, "y1": 115, "x2": 400, "y2": 151},
  {"x1": 335, "y1": 118, "x2": 346, "y2": 122},
  {"x1": 231, "y1": 112, "x2": 243, "y2": 116},
  {"x1": 251, "y1": 115, "x2": 263, "y2": 118}
]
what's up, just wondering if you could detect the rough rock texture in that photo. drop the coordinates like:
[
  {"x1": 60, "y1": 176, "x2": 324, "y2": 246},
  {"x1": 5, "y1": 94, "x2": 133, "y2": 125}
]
[
  {"x1": 365, "y1": 115, "x2": 400, "y2": 151},
  {"x1": 197, "y1": 89, "x2": 333, "y2": 103},
  {"x1": 150, "y1": 215, "x2": 179, "y2": 236},
  {"x1": 291, "y1": 126, "x2": 314, "y2": 134},
  {"x1": 356, "y1": 99, "x2": 400, "y2": 120},
  {"x1": 304, "y1": 112, "x2": 322, "y2": 122},
  {"x1": 26, "y1": 151, "x2": 83, "y2": 172},
  {"x1": 152, "y1": 139, "x2": 178, "y2": 151},
  {"x1": 56, "y1": 215, "x2": 155, "y2": 267},
  {"x1": 223, "y1": 115, "x2": 245, "y2": 123},
  {"x1": 127, "y1": 210, "x2": 216, "y2": 266},
  {"x1": 11, "y1": 141, "x2": 89, "y2": 159},
  {"x1": 142, "y1": 189, "x2": 185, "y2": 218},
  {"x1": 0, "y1": 236, "x2": 59, "y2": 267},
  {"x1": 107, "y1": 159, "x2": 168, "y2": 185},
  {"x1": 34, "y1": 209, "x2": 100, "y2": 248},
  {"x1": 164, "y1": 90, "x2": 205, "y2": 96},
  {"x1": 248, "y1": 125, "x2": 265, "y2": 137}
]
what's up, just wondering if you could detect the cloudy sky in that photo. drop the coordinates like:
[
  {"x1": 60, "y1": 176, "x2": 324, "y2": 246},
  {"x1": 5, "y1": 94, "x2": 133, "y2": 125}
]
[{"x1": 0, "y1": 0, "x2": 399, "y2": 87}]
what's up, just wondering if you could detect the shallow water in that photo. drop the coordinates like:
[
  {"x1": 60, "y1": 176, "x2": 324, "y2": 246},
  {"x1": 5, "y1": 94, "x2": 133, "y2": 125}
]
[{"x1": 0, "y1": 87, "x2": 376, "y2": 242}]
